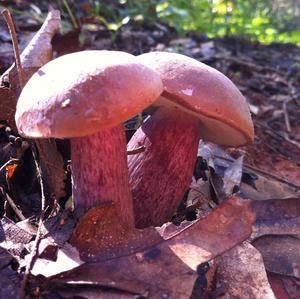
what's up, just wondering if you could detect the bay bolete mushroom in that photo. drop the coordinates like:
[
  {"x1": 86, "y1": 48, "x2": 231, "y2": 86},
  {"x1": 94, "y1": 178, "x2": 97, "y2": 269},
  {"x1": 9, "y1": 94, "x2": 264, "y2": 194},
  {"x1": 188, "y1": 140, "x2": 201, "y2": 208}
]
[
  {"x1": 15, "y1": 50, "x2": 163, "y2": 227},
  {"x1": 128, "y1": 51, "x2": 254, "y2": 228}
]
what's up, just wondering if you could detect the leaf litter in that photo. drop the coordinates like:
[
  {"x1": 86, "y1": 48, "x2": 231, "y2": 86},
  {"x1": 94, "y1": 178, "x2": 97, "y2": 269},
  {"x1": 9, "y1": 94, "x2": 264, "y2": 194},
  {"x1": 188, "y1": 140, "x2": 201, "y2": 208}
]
[
  {"x1": 50, "y1": 197, "x2": 254, "y2": 299},
  {"x1": 0, "y1": 2, "x2": 299, "y2": 298}
]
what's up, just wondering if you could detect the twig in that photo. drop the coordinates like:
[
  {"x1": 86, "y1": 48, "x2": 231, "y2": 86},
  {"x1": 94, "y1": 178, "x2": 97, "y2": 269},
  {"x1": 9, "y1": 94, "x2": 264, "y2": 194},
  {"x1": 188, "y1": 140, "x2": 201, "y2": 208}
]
[
  {"x1": 282, "y1": 99, "x2": 292, "y2": 133},
  {"x1": 256, "y1": 121, "x2": 300, "y2": 154},
  {"x1": 1, "y1": 9, "x2": 25, "y2": 89},
  {"x1": 0, "y1": 158, "x2": 20, "y2": 173},
  {"x1": 19, "y1": 145, "x2": 47, "y2": 299},
  {"x1": 294, "y1": 95, "x2": 300, "y2": 106},
  {"x1": 282, "y1": 132, "x2": 300, "y2": 149},
  {"x1": 127, "y1": 145, "x2": 146, "y2": 155},
  {"x1": 0, "y1": 188, "x2": 25, "y2": 221}
]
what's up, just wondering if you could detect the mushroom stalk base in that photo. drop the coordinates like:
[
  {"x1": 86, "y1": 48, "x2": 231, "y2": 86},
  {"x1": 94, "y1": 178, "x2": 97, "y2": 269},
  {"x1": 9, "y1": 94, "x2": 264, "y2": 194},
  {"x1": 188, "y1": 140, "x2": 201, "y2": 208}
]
[
  {"x1": 128, "y1": 107, "x2": 201, "y2": 228},
  {"x1": 71, "y1": 124, "x2": 134, "y2": 227}
]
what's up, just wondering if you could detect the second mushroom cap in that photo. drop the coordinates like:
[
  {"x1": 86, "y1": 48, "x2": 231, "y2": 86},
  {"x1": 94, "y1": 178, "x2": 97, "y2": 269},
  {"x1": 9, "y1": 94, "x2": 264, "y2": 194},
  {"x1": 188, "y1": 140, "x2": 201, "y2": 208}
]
[{"x1": 138, "y1": 51, "x2": 254, "y2": 146}]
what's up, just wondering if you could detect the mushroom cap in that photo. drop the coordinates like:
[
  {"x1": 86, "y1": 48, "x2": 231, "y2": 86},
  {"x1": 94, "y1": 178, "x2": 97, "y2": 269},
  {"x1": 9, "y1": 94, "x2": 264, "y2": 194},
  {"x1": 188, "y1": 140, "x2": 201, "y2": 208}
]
[
  {"x1": 15, "y1": 50, "x2": 163, "y2": 138},
  {"x1": 138, "y1": 51, "x2": 254, "y2": 146}
]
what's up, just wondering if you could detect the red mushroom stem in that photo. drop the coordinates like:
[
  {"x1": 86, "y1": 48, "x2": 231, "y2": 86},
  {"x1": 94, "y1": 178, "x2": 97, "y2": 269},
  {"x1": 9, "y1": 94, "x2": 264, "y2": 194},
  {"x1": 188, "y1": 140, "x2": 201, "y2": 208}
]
[
  {"x1": 71, "y1": 124, "x2": 134, "y2": 227},
  {"x1": 128, "y1": 106, "x2": 201, "y2": 228}
]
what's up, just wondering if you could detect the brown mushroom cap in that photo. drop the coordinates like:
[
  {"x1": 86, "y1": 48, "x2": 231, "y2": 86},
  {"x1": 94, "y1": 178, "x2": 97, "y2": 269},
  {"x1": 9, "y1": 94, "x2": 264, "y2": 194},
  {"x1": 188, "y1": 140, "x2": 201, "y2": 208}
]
[
  {"x1": 138, "y1": 51, "x2": 254, "y2": 146},
  {"x1": 15, "y1": 50, "x2": 163, "y2": 138}
]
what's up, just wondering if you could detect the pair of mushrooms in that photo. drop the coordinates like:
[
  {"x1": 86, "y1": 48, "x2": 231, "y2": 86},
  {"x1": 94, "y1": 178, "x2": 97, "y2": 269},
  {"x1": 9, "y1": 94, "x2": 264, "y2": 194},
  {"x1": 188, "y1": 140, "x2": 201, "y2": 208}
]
[{"x1": 15, "y1": 50, "x2": 254, "y2": 230}]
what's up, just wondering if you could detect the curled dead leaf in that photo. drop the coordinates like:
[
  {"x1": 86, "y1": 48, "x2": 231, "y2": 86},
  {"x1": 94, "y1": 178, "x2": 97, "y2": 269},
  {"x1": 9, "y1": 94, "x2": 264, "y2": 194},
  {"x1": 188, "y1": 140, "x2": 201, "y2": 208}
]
[
  {"x1": 50, "y1": 196, "x2": 255, "y2": 298},
  {"x1": 0, "y1": 8, "x2": 61, "y2": 127}
]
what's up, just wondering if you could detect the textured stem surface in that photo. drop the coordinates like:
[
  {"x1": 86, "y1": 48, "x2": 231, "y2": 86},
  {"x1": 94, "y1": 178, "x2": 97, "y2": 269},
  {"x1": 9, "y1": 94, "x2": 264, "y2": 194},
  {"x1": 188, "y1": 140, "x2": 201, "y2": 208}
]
[
  {"x1": 71, "y1": 124, "x2": 134, "y2": 227},
  {"x1": 128, "y1": 107, "x2": 201, "y2": 228}
]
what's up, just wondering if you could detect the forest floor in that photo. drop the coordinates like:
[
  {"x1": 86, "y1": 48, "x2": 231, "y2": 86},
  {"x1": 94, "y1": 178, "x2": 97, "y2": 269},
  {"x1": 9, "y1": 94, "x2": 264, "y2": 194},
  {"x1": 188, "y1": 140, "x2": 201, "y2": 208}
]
[{"x1": 0, "y1": 2, "x2": 300, "y2": 299}]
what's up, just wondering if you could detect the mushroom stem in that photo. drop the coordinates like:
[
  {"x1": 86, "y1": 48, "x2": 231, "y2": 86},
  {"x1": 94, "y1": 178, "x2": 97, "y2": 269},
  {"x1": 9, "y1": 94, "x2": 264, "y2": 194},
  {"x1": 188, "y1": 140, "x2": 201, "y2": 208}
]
[
  {"x1": 71, "y1": 124, "x2": 134, "y2": 227},
  {"x1": 128, "y1": 107, "x2": 201, "y2": 228}
]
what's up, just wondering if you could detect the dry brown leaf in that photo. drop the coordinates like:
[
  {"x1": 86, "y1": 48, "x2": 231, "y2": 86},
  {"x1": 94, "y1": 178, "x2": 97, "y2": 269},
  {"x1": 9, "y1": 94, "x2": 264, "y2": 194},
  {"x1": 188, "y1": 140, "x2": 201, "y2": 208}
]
[
  {"x1": 245, "y1": 125, "x2": 300, "y2": 188},
  {"x1": 198, "y1": 140, "x2": 300, "y2": 201},
  {"x1": 267, "y1": 273, "x2": 293, "y2": 299},
  {"x1": 35, "y1": 139, "x2": 66, "y2": 199},
  {"x1": 20, "y1": 9, "x2": 60, "y2": 69},
  {"x1": 0, "y1": 88, "x2": 15, "y2": 129},
  {"x1": 20, "y1": 211, "x2": 80, "y2": 277},
  {"x1": 0, "y1": 270, "x2": 20, "y2": 298},
  {"x1": 0, "y1": 248, "x2": 13, "y2": 269},
  {"x1": 50, "y1": 196, "x2": 254, "y2": 299},
  {"x1": 186, "y1": 178, "x2": 214, "y2": 215},
  {"x1": 56, "y1": 287, "x2": 135, "y2": 299},
  {"x1": 30, "y1": 243, "x2": 83, "y2": 278},
  {"x1": 240, "y1": 175, "x2": 300, "y2": 201},
  {"x1": 0, "y1": 216, "x2": 33, "y2": 258},
  {"x1": 217, "y1": 242, "x2": 275, "y2": 299},
  {"x1": 0, "y1": 8, "x2": 61, "y2": 127},
  {"x1": 280, "y1": 275, "x2": 300, "y2": 298},
  {"x1": 251, "y1": 198, "x2": 300, "y2": 239},
  {"x1": 253, "y1": 235, "x2": 300, "y2": 278},
  {"x1": 223, "y1": 155, "x2": 244, "y2": 196}
]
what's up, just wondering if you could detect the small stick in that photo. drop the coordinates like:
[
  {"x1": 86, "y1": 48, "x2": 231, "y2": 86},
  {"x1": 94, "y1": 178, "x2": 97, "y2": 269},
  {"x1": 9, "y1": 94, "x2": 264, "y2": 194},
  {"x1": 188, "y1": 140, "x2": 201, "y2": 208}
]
[
  {"x1": 127, "y1": 145, "x2": 146, "y2": 155},
  {"x1": 0, "y1": 158, "x2": 20, "y2": 173},
  {"x1": 1, "y1": 9, "x2": 25, "y2": 89},
  {"x1": 0, "y1": 188, "x2": 26, "y2": 221},
  {"x1": 282, "y1": 99, "x2": 292, "y2": 133},
  {"x1": 19, "y1": 145, "x2": 47, "y2": 299}
]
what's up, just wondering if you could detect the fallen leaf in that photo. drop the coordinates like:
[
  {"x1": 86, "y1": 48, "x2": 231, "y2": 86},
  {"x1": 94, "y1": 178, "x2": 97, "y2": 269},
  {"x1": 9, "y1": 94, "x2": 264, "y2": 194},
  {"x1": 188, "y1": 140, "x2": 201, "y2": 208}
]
[
  {"x1": 50, "y1": 196, "x2": 254, "y2": 298},
  {"x1": 197, "y1": 141, "x2": 300, "y2": 201},
  {"x1": 20, "y1": 8, "x2": 60, "y2": 70},
  {"x1": 217, "y1": 242, "x2": 275, "y2": 298},
  {"x1": 252, "y1": 235, "x2": 300, "y2": 278},
  {"x1": 281, "y1": 275, "x2": 300, "y2": 298},
  {"x1": 197, "y1": 142, "x2": 247, "y2": 202},
  {"x1": 0, "y1": 8, "x2": 61, "y2": 128},
  {"x1": 20, "y1": 210, "x2": 79, "y2": 277},
  {"x1": 30, "y1": 243, "x2": 83, "y2": 277},
  {"x1": 185, "y1": 178, "x2": 214, "y2": 216},
  {"x1": 223, "y1": 155, "x2": 244, "y2": 196},
  {"x1": 0, "y1": 216, "x2": 33, "y2": 258},
  {"x1": 245, "y1": 125, "x2": 300, "y2": 187},
  {"x1": 240, "y1": 174, "x2": 300, "y2": 201},
  {"x1": 35, "y1": 139, "x2": 66, "y2": 199},
  {"x1": 268, "y1": 273, "x2": 292, "y2": 299},
  {"x1": 56, "y1": 286, "x2": 136, "y2": 299},
  {"x1": 0, "y1": 268, "x2": 20, "y2": 298},
  {"x1": 0, "y1": 248, "x2": 13, "y2": 269},
  {"x1": 251, "y1": 198, "x2": 300, "y2": 239},
  {"x1": 0, "y1": 88, "x2": 15, "y2": 128},
  {"x1": 16, "y1": 218, "x2": 37, "y2": 235}
]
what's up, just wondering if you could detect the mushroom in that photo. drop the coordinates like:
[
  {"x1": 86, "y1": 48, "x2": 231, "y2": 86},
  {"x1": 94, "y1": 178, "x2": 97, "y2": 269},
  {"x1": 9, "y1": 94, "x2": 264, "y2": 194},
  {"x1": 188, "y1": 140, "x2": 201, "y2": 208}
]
[
  {"x1": 15, "y1": 50, "x2": 163, "y2": 227},
  {"x1": 128, "y1": 51, "x2": 254, "y2": 228}
]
